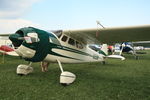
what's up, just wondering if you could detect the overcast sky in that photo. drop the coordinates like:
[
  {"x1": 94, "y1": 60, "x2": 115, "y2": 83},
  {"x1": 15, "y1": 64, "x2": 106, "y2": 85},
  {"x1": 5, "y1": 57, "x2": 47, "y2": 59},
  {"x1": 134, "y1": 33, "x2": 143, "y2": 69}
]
[{"x1": 0, "y1": 0, "x2": 150, "y2": 33}]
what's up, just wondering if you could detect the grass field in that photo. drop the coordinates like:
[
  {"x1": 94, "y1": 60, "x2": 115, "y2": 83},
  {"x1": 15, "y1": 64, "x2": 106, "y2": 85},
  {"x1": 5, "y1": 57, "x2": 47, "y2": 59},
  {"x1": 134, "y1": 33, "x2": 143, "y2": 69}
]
[{"x1": 0, "y1": 51, "x2": 150, "y2": 100}]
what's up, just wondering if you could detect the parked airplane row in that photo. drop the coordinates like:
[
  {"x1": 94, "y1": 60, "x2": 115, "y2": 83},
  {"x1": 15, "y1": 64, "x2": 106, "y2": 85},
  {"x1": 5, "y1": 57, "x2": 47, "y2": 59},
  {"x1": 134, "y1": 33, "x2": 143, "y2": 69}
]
[{"x1": 0, "y1": 25, "x2": 150, "y2": 85}]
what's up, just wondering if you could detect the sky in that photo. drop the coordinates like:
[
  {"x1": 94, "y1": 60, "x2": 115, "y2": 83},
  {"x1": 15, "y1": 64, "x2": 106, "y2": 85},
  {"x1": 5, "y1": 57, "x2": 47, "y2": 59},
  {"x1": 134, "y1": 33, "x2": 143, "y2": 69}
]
[{"x1": 0, "y1": 0, "x2": 150, "y2": 33}]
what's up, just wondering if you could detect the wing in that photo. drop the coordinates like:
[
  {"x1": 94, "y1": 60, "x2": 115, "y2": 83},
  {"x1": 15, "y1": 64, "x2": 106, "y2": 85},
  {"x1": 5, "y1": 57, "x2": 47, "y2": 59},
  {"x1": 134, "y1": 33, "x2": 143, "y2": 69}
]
[
  {"x1": 0, "y1": 34, "x2": 11, "y2": 36},
  {"x1": 63, "y1": 25, "x2": 150, "y2": 44},
  {"x1": 132, "y1": 41, "x2": 150, "y2": 47},
  {"x1": 0, "y1": 34, "x2": 11, "y2": 40}
]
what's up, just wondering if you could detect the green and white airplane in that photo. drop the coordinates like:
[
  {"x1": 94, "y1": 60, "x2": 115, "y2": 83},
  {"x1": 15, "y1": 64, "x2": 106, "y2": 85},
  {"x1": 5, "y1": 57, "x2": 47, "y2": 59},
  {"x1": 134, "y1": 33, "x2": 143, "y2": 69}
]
[{"x1": 6, "y1": 25, "x2": 150, "y2": 85}]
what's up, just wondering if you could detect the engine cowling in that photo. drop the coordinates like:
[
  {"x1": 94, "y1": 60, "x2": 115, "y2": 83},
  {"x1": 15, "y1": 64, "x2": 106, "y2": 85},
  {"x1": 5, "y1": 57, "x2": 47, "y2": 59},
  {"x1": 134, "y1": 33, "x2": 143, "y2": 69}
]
[{"x1": 9, "y1": 27, "x2": 50, "y2": 62}]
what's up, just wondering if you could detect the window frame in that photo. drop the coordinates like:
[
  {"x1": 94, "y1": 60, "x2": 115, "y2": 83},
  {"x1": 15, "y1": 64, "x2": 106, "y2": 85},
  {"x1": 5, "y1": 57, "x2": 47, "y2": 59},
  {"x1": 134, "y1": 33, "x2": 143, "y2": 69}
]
[
  {"x1": 68, "y1": 38, "x2": 75, "y2": 46},
  {"x1": 61, "y1": 35, "x2": 68, "y2": 42}
]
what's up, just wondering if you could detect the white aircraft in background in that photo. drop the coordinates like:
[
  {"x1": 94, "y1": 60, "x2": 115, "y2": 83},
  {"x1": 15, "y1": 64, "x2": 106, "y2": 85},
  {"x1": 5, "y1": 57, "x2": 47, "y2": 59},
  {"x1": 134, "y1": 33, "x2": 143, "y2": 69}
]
[
  {"x1": 0, "y1": 36, "x2": 18, "y2": 56},
  {"x1": 133, "y1": 41, "x2": 150, "y2": 50},
  {"x1": 2, "y1": 25, "x2": 150, "y2": 85},
  {"x1": 88, "y1": 44, "x2": 125, "y2": 60},
  {"x1": 111, "y1": 41, "x2": 149, "y2": 59}
]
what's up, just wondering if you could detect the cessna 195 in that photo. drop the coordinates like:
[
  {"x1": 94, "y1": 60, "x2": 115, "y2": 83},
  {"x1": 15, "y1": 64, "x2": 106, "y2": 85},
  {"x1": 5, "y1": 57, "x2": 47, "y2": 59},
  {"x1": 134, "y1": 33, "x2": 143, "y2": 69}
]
[{"x1": 6, "y1": 25, "x2": 150, "y2": 85}]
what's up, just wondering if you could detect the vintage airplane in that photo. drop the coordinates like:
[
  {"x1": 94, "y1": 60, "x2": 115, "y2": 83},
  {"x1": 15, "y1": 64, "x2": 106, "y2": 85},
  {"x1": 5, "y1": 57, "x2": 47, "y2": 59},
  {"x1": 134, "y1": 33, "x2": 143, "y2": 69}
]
[
  {"x1": 88, "y1": 44, "x2": 125, "y2": 60},
  {"x1": 0, "y1": 45, "x2": 18, "y2": 56},
  {"x1": 0, "y1": 36, "x2": 18, "y2": 56},
  {"x1": 111, "y1": 42, "x2": 138, "y2": 59},
  {"x1": 110, "y1": 41, "x2": 149, "y2": 59},
  {"x1": 6, "y1": 25, "x2": 150, "y2": 85}
]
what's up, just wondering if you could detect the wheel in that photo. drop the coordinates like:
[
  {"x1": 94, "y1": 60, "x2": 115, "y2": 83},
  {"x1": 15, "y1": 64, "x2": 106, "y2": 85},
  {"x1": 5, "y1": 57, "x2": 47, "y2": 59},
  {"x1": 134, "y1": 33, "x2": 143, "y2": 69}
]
[
  {"x1": 17, "y1": 74, "x2": 24, "y2": 76},
  {"x1": 61, "y1": 83, "x2": 69, "y2": 86}
]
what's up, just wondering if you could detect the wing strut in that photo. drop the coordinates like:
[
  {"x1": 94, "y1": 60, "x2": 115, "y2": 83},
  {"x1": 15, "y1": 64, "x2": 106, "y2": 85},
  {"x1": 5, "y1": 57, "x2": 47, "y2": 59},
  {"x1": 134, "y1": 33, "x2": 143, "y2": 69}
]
[{"x1": 57, "y1": 59, "x2": 64, "y2": 73}]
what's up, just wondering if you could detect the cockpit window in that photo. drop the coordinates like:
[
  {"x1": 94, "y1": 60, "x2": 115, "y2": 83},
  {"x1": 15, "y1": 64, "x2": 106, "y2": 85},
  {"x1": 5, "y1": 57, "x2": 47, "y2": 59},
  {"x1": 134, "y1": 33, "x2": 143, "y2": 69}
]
[
  {"x1": 61, "y1": 35, "x2": 68, "y2": 42},
  {"x1": 54, "y1": 30, "x2": 62, "y2": 38},
  {"x1": 50, "y1": 37, "x2": 60, "y2": 45},
  {"x1": 47, "y1": 32, "x2": 61, "y2": 45},
  {"x1": 57, "y1": 33, "x2": 62, "y2": 38},
  {"x1": 68, "y1": 38, "x2": 75, "y2": 46}
]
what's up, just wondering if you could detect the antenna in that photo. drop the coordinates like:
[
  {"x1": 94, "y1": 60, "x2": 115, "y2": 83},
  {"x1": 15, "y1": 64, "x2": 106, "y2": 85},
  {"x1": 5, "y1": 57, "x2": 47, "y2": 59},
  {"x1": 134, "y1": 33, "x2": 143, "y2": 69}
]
[
  {"x1": 96, "y1": 20, "x2": 105, "y2": 37},
  {"x1": 96, "y1": 20, "x2": 105, "y2": 29}
]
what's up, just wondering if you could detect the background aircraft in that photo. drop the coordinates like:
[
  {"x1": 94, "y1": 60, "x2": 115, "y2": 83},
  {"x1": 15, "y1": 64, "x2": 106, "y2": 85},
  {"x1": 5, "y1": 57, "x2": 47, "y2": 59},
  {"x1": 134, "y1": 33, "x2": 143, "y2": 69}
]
[
  {"x1": 0, "y1": 35, "x2": 18, "y2": 56},
  {"x1": 0, "y1": 45, "x2": 18, "y2": 56},
  {"x1": 109, "y1": 41, "x2": 149, "y2": 59},
  {"x1": 88, "y1": 44, "x2": 125, "y2": 61}
]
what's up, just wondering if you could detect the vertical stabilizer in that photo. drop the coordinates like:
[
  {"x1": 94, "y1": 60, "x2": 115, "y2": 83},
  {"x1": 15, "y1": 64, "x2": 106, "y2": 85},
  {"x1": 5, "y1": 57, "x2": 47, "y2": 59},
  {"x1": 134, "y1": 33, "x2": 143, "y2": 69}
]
[{"x1": 101, "y1": 44, "x2": 108, "y2": 56}]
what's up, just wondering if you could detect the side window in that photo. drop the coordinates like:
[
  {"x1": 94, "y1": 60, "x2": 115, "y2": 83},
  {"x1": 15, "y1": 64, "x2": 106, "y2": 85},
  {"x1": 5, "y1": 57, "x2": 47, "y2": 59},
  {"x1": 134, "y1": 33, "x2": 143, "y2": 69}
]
[
  {"x1": 61, "y1": 35, "x2": 68, "y2": 42},
  {"x1": 76, "y1": 41, "x2": 83, "y2": 49},
  {"x1": 68, "y1": 38, "x2": 75, "y2": 46}
]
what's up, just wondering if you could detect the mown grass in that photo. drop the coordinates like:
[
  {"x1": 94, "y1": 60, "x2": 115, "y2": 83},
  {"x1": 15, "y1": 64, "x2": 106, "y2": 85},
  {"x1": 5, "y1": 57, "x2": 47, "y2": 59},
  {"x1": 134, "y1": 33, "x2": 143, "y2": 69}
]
[{"x1": 0, "y1": 51, "x2": 150, "y2": 100}]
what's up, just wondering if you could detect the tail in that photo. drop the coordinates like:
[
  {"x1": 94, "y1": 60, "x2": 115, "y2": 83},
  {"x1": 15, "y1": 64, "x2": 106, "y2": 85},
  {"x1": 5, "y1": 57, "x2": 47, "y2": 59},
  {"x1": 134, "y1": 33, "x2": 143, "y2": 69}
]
[
  {"x1": 100, "y1": 44, "x2": 125, "y2": 60},
  {"x1": 101, "y1": 44, "x2": 108, "y2": 56}
]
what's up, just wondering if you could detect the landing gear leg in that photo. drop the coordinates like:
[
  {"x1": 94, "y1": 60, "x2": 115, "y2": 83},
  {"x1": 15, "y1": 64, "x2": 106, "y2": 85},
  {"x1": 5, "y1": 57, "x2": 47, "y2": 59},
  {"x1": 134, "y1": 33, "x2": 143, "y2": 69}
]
[
  {"x1": 135, "y1": 56, "x2": 139, "y2": 60},
  {"x1": 132, "y1": 50, "x2": 139, "y2": 60},
  {"x1": 133, "y1": 53, "x2": 139, "y2": 60},
  {"x1": 57, "y1": 59, "x2": 64, "y2": 73},
  {"x1": 102, "y1": 61, "x2": 106, "y2": 65},
  {"x1": 56, "y1": 59, "x2": 76, "y2": 86}
]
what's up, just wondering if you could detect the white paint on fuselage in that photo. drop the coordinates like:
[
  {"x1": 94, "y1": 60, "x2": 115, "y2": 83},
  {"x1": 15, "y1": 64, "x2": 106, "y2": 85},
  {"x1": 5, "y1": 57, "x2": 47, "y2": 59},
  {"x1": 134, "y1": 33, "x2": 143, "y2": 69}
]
[
  {"x1": 15, "y1": 45, "x2": 35, "y2": 58},
  {"x1": 43, "y1": 33, "x2": 104, "y2": 63},
  {"x1": 44, "y1": 46, "x2": 104, "y2": 63},
  {"x1": 15, "y1": 32, "x2": 104, "y2": 63}
]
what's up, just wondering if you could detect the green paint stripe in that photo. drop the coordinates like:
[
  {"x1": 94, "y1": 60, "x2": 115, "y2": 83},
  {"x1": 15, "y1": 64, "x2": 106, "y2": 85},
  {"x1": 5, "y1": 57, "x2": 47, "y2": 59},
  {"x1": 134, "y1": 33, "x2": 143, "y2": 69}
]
[
  {"x1": 98, "y1": 50, "x2": 107, "y2": 56},
  {"x1": 56, "y1": 46, "x2": 93, "y2": 57}
]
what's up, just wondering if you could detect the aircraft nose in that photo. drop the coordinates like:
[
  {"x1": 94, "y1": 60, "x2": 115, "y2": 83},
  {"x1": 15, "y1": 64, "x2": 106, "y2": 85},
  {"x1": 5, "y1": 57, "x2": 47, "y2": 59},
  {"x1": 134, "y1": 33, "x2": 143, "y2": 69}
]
[
  {"x1": 9, "y1": 27, "x2": 50, "y2": 62},
  {"x1": 9, "y1": 33, "x2": 23, "y2": 48}
]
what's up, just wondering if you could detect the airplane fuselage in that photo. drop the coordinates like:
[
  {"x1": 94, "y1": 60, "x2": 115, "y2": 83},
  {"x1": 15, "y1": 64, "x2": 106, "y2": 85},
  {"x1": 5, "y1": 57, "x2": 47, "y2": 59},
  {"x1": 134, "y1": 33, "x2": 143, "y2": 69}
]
[{"x1": 10, "y1": 27, "x2": 106, "y2": 63}]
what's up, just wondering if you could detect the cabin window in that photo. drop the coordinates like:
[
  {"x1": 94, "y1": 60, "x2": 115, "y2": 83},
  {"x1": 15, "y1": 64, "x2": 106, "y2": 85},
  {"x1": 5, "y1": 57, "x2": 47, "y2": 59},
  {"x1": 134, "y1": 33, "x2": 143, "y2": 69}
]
[
  {"x1": 68, "y1": 38, "x2": 75, "y2": 46},
  {"x1": 61, "y1": 35, "x2": 68, "y2": 42},
  {"x1": 76, "y1": 41, "x2": 83, "y2": 49}
]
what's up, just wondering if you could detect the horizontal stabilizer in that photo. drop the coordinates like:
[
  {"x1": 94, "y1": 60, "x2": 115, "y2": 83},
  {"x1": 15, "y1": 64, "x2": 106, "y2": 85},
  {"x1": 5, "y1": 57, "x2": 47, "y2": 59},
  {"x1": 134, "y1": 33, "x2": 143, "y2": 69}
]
[
  {"x1": 107, "y1": 55, "x2": 125, "y2": 60},
  {"x1": 136, "y1": 52, "x2": 147, "y2": 54}
]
